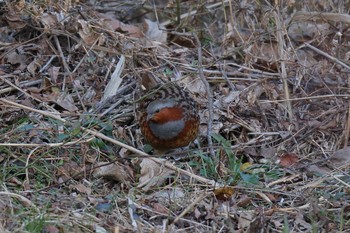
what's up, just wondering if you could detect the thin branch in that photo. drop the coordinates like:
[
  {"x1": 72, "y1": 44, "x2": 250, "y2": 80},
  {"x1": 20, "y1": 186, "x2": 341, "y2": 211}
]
[{"x1": 192, "y1": 33, "x2": 215, "y2": 158}]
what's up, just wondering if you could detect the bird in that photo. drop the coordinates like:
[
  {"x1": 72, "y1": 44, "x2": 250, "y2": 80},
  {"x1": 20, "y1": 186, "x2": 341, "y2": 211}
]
[{"x1": 139, "y1": 83, "x2": 200, "y2": 151}]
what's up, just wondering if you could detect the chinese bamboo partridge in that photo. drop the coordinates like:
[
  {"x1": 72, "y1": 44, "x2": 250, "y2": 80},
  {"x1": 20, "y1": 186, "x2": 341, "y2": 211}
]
[{"x1": 139, "y1": 84, "x2": 199, "y2": 150}]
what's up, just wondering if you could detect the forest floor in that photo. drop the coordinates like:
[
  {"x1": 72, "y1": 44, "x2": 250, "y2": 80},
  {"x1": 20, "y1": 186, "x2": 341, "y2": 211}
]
[{"x1": 0, "y1": 0, "x2": 350, "y2": 232}]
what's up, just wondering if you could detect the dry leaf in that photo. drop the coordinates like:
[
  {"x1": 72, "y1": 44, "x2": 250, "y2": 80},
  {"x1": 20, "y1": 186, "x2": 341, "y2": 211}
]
[
  {"x1": 194, "y1": 208, "x2": 202, "y2": 219},
  {"x1": 40, "y1": 13, "x2": 58, "y2": 28},
  {"x1": 102, "y1": 55, "x2": 125, "y2": 101},
  {"x1": 236, "y1": 195, "x2": 252, "y2": 207},
  {"x1": 294, "y1": 213, "x2": 312, "y2": 231},
  {"x1": 99, "y1": 13, "x2": 142, "y2": 38},
  {"x1": 238, "y1": 211, "x2": 254, "y2": 229},
  {"x1": 329, "y1": 146, "x2": 350, "y2": 168},
  {"x1": 75, "y1": 183, "x2": 92, "y2": 195},
  {"x1": 93, "y1": 162, "x2": 133, "y2": 184},
  {"x1": 48, "y1": 90, "x2": 78, "y2": 112},
  {"x1": 143, "y1": 19, "x2": 167, "y2": 43},
  {"x1": 149, "y1": 201, "x2": 170, "y2": 215},
  {"x1": 214, "y1": 187, "x2": 234, "y2": 201},
  {"x1": 180, "y1": 78, "x2": 207, "y2": 96},
  {"x1": 279, "y1": 153, "x2": 299, "y2": 167},
  {"x1": 78, "y1": 20, "x2": 104, "y2": 46},
  {"x1": 137, "y1": 158, "x2": 174, "y2": 191},
  {"x1": 47, "y1": 66, "x2": 60, "y2": 83}
]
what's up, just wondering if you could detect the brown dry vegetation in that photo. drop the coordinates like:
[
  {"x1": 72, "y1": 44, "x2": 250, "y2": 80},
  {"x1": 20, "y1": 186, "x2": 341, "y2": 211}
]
[{"x1": 0, "y1": 0, "x2": 350, "y2": 232}]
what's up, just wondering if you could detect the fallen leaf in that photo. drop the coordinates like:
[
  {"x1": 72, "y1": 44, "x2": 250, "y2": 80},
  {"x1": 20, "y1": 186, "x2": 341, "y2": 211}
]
[
  {"x1": 75, "y1": 183, "x2": 92, "y2": 195},
  {"x1": 194, "y1": 208, "x2": 202, "y2": 219},
  {"x1": 279, "y1": 153, "x2": 299, "y2": 167},
  {"x1": 238, "y1": 211, "x2": 254, "y2": 230},
  {"x1": 149, "y1": 201, "x2": 170, "y2": 215},
  {"x1": 43, "y1": 225, "x2": 60, "y2": 233},
  {"x1": 214, "y1": 187, "x2": 234, "y2": 201},
  {"x1": 78, "y1": 19, "x2": 103, "y2": 46},
  {"x1": 294, "y1": 213, "x2": 312, "y2": 231},
  {"x1": 93, "y1": 162, "x2": 133, "y2": 184},
  {"x1": 143, "y1": 19, "x2": 167, "y2": 43},
  {"x1": 47, "y1": 66, "x2": 60, "y2": 83},
  {"x1": 137, "y1": 158, "x2": 174, "y2": 191},
  {"x1": 99, "y1": 13, "x2": 142, "y2": 38},
  {"x1": 47, "y1": 89, "x2": 78, "y2": 112},
  {"x1": 329, "y1": 146, "x2": 350, "y2": 167},
  {"x1": 236, "y1": 195, "x2": 252, "y2": 207}
]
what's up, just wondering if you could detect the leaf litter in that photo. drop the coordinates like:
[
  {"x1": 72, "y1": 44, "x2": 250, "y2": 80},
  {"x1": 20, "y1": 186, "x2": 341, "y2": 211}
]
[{"x1": 0, "y1": 0, "x2": 350, "y2": 232}]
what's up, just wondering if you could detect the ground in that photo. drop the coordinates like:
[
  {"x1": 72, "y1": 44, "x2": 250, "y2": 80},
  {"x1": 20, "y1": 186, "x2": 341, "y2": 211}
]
[{"x1": 0, "y1": 0, "x2": 349, "y2": 232}]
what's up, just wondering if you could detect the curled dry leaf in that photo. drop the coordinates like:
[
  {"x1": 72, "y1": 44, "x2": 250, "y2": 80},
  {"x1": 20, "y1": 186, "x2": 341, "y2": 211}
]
[
  {"x1": 4, "y1": 5, "x2": 27, "y2": 29},
  {"x1": 78, "y1": 19, "x2": 104, "y2": 46},
  {"x1": 143, "y1": 19, "x2": 167, "y2": 43},
  {"x1": 149, "y1": 201, "x2": 170, "y2": 215},
  {"x1": 93, "y1": 162, "x2": 134, "y2": 184},
  {"x1": 213, "y1": 187, "x2": 234, "y2": 201},
  {"x1": 102, "y1": 55, "x2": 125, "y2": 101},
  {"x1": 152, "y1": 188, "x2": 185, "y2": 203},
  {"x1": 98, "y1": 13, "x2": 142, "y2": 38},
  {"x1": 179, "y1": 78, "x2": 207, "y2": 96},
  {"x1": 48, "y1": 89, "x2": 78, "y2": 112},
  {"x1": 279, "y1": 153, "x2": 299, "y2": 167},
  {"x1": 57, "y1": 160, "x2": 85, "y2": 182},
  {"x1": 329, "y1": 146, "x2": 350, "y2": 168},
  {"x1": 138, "y1": 158, "x2": 174, "y2": 191},
  {"x1": 238, "y1": 211, "x2": 254, "y2": 230},
  {"x1": 47, "y1": 66, "x2": 60, "y2": 84},
  {"x1": 74, "y1": 183, "x2": 92, "y2": 195},
  {"x1": 40, "y1": 13, "x2": 59, "y2": 28}
]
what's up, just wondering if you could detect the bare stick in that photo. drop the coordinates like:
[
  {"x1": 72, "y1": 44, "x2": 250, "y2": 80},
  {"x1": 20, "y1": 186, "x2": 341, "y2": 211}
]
[
  {"x1": 274, "y1": 10, "x2": 293, "y2": 120},
  {"x1": 192, "y1": 33, "x2": 215, "y2": 158}
]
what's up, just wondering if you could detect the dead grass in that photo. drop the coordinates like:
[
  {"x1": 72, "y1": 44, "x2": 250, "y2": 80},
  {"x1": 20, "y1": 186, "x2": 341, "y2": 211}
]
[{"x1": 0, "y1": 0, "x2": 350, "y2": 232}]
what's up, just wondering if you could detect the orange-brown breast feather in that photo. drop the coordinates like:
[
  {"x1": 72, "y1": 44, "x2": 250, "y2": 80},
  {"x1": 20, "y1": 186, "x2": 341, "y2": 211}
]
[{"x1": 151, "y1": 107, "x2": 183, "y2": 124}]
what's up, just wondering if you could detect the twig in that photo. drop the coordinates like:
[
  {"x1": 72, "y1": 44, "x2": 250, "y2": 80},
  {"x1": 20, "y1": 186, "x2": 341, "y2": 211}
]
[
  {"x1": 0, "y1": 191, "x2": 38, "y2": 212},
  {"x1": 0, "y1": 76, "x2": 43, "y2": 95},
  {"x1": 259, "y1": 94, "x2": 350, "y2": 103},
  {"x1": 25, "y1": 147, "x2": 40, "y2": 185},
  {"x1": 192, "y1": 33, "x2": 215, "y2": 158},
  {"x1": 170, "y1": 191, "x2": 208, "y2": 226},
  {"x1": 39, "y1": 55, "x2": 56, "y2": 72},
  {"x1": 161, "y1": 0, "x2": 230, "y2": 27},
  {"x1": 219, "y1": 63, "x2": 236, "y2": 91},
  {"x1": 0, "y1": 76, "x2": 42, "y2": 102},
  {"x1": 53, "y1": 35, "x2": 72, "y2": 88},
  {"x1": 0, "y1": 137, "x2": 95, "y2": 147},
  {"x1": 303, "y1": 43, "x2": 350, "y2": 71},
  {"x1": 344, "y1": 101, "x2": 350, "y2": 148},
  {"x1": 274, "y1": 10, "x2": 293, "y2": 120}
]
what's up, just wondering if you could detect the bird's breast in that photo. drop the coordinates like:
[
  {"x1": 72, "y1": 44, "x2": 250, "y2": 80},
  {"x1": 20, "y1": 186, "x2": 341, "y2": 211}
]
[{"x1": 148, "y1": 119, "x2": 185, "y2": 140}]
